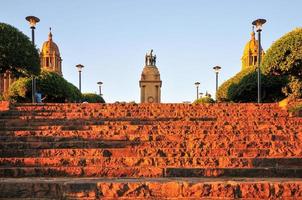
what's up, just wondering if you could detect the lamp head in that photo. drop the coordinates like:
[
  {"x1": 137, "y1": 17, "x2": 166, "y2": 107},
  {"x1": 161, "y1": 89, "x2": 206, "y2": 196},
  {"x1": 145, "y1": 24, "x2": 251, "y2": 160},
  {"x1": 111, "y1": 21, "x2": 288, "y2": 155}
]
[
  {"x1": 194, "y1": 82, "x2": 200, "y2": 87},
  {"x1": 213, "y1": 66, "x2": 221, "y2": 73},
  {"x1": 76, "y1": 64, "x2": 84, "y2": 72},
  {"x1": 97, "y1": 81, "x2": 103, "y2": 85},
  {"x1": 252, "y1": 19, "x2": 266, "y2": 32},
  {"x1": 25, "y1": 16, "x2": 40, "y2": 28}
]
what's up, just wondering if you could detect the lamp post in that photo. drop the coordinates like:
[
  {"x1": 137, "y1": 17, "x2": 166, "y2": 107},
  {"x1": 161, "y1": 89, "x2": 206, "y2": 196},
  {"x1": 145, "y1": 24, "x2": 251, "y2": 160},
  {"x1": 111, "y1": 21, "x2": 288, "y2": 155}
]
[
  {"x1": 76, "y1": 64, "x2": 84, "y2": 93},
  {"x1": 26, "y1": 16, "x2": 40, "y2": 103},
  {"x1": 97, "y1": 81, "x2": 103, "y2": 96},
  {"x1": 252, "y1": 18, "x2": 266, "y2": 103},
  {"x1": 213, "y1": 66, "x2": 221, "y2": 94},
  {"x1": 194, "y1": 82, "x2": 200, "y2": 101}
]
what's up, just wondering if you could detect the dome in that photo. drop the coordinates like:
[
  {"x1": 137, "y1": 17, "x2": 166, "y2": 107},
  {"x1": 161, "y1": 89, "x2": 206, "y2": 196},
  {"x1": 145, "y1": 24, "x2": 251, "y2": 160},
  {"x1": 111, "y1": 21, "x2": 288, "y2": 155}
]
[
  {"x1": 242, "y1": 31, "x2": 259, "y2": 57},
  {"x1": 141, "y1": 66, "x2": 161, "y2": 81},
  {"x1": 41, "y1": 31, "x2": 60, "y2": 56}
]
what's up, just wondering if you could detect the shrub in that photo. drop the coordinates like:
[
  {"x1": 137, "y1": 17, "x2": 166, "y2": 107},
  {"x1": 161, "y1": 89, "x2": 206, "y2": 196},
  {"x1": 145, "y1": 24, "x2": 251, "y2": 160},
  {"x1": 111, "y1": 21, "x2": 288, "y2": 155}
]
[
  {"x1": 8, "y1": 70, "x2": 81, "y2": 103},
  {"x1": 0, "y1": 23, "x2": 40, "y2": 77},
  {"x1": 194, "y1": 96, "x2": 215, "y2": 104},
  {"x1": 82, "y1": 93, "x2": 105, "y2": 103},
  {"x1": 262, "y1": 28, "x2": 302, "y2": 98},
  {"x1": 217, "y1": 67, "x2": 287, "y2": 102}
]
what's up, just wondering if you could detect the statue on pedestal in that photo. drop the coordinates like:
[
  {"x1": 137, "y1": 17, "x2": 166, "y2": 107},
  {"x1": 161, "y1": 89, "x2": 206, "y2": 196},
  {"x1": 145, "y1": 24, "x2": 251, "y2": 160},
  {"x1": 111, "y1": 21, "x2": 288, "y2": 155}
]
[{"x1": 145, "y1": 49, "x2": 156, "y2": 66}]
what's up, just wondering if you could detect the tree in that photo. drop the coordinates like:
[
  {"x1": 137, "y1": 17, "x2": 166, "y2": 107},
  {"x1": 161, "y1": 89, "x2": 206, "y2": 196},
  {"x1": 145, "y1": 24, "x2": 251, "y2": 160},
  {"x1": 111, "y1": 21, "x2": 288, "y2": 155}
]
[
  {"x1": 8, "y1": 70, "x2": 81, "y2": 103},
  {"x1": 262, "y1": 28, "x2": 302, "y2": 98},
  {"x1": 0, "y1": 23, "x2": 40, "y2": 77}
]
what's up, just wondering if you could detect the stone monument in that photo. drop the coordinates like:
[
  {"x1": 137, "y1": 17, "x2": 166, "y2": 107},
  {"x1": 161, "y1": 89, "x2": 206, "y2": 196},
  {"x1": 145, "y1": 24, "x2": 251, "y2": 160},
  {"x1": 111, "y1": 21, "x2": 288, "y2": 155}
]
[{"x1": 139, "y1": 49, "x2": 162, "y2": 103}]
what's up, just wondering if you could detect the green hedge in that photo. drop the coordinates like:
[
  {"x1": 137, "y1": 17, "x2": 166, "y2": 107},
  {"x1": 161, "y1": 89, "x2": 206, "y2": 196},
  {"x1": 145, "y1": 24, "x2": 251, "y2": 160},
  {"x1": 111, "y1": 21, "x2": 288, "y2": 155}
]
[
  {"x1": 193, "y1": 96, "x2": 215, "y2": 104},
  {"x1": 217, "y1": 67, "x2": 286, "y2": 102},
  {"x1": 82, "y1": 93, "x2": 105, "y2": 103},
  {"x1": 8, "y1": 70, "x2": 81, "y2": 103},
  {"x1": 262, "y1": 28, "x2": 302, "y2": 98}
]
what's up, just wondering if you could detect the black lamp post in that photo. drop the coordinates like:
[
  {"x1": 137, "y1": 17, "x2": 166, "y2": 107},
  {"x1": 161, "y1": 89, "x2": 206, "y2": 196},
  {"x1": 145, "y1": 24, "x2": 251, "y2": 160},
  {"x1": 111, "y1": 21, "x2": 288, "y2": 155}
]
[
  {"x1": 252, "y1": 18, "x2": 266, "y2": 103},
  {"x1": 76, "y1": 64, "x2": 84, "y2": 93},
  {"x1": 213, "y1": 66, "x2": 221, "y2": 94},
  {"x1": 26, "y1": 16, "x2": 40, "y2": 103},
  {"x1": 194, "y1": 82, "x2": 200, "y2": 101},
  {"x1": 97, "y1": 81, "x2": 103, "y2": 96}
]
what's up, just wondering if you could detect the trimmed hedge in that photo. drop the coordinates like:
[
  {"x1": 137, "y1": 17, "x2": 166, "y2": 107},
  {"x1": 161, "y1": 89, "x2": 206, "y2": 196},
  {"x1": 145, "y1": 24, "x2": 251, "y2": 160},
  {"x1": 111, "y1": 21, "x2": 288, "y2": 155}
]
[
  {"x1": 193, "y1": 96, "x2": 215, "y2": 104},
  {"x1": 217, "y1": 67, "x2": 286, "y2": 102},
  {"x1": 8, "y1": 70, "x2": 81, "y2": 103},
  {"x1": 82, "y1": 93, "x2": 105, "y2": 103},
  {"x1": 262, "y1": 28, "x2": 302, "y2": 98}
]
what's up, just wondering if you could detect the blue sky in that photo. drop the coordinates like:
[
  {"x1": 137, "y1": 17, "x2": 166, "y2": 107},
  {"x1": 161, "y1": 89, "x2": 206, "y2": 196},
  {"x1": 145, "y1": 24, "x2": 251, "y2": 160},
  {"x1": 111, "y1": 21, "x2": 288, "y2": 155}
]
[{"x1": 1, "y1": 0, "x2": 302, "y2": 103}]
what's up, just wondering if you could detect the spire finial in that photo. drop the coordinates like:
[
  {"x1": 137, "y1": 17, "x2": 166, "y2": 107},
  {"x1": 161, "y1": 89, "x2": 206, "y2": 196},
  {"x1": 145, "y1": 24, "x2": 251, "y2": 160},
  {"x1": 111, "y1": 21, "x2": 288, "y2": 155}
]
[
  {"x1": 48, "y1": 27, "x2": 53, "y2": 41},
  {"x1": 251, "y1": 26, "x2": 255, "y2": 38}
]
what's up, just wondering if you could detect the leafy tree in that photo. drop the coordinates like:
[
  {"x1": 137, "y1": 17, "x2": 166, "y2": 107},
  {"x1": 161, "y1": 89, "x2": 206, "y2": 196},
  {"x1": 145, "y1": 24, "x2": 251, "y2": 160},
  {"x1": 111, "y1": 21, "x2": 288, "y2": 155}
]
[
  {"x1": 262, "y1": 28, "x2": 302, "y2": 98},
  {"x1": 82, "y1": 93, "x2": 105, "y2": 103},
  {"x1": 0, "y1": 23, "x2": 40, "y2": 77},
  {"x1": 8, "y1": 70, "x2": 81, "y2": 103}
]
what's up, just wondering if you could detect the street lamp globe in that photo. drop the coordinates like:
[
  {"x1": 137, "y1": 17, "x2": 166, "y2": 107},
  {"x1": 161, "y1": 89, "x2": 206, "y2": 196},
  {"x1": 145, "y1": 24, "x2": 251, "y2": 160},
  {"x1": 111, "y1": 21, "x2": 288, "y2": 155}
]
[
  {"x1": 76, "y1": 64, "x2": 84, "y2": 72},
  {"x1": 252, "y1": 19, "x2": 266, "y2": 32},
  {"x1": 213, "y1": 66, "x2": 221, "y2": 73},
  {"x1": 25, "y1": 16, "x2": 40, "y2": 28}
]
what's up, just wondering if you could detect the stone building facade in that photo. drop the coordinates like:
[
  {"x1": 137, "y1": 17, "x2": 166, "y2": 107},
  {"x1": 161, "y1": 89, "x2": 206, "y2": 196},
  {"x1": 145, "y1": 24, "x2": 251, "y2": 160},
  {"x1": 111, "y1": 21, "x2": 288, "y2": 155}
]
[
  {"x1": 139, "y1": 50, "x2": 162, "y2": 103},
  {"x1": 40, "y1": 29, "x2": 62, "y2": 76},
  {"x1": 241, "y1": 28, "x2": 265, "y2": 70}
]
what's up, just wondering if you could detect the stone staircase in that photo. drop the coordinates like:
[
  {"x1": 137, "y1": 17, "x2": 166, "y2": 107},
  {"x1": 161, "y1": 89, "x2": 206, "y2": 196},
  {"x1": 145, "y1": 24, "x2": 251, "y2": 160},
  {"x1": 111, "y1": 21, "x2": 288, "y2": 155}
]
[{"x1": 0, "y1": 103, "x2": 302, "y2": 199}]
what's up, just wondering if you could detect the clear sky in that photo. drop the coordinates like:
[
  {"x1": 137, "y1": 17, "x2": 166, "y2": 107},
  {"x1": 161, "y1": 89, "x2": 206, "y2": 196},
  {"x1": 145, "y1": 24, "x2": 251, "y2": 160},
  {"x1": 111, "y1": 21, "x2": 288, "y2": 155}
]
[{"x1": 1, "y1": 0, "x2": 302, "y2": 103}]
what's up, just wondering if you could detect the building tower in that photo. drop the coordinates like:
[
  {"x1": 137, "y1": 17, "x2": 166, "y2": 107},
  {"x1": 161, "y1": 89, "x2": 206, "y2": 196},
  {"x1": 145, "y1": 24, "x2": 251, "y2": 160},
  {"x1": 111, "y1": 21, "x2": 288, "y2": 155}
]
[
  {"x1": 139, "y1": 49, "x2": 162, "y2": 103},
  {"x1": 40, "y1": 28, "x2": 62, "y2": 76},
  {"x1": 241, "y1": 27, "x2": 265, "y2": 70}
]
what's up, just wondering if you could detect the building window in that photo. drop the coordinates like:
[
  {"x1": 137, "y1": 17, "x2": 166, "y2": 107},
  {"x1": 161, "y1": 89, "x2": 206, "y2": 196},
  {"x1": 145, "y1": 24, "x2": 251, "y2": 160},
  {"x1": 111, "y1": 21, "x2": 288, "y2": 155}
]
[{"x1": 46, "y1": 57, "x2": 49, "y2": 67}]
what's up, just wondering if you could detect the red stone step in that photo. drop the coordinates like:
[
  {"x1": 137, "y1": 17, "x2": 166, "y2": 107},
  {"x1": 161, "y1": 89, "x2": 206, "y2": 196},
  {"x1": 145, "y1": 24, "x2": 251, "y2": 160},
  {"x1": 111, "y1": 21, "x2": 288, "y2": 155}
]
[
  {"x1": 1, "y1": 157, "x2": 301, "y2": 168},
  {"x1": 0, "y1": 147, "x2": 301, "y2": 158},
  {"x1": 0, "y1": 177, "x2": 302, "y2": 199},
  {"x1": 0, "y1": 140, "x2": 138, "y2": 149},
  {"x1": 166, "y1": 167, "x2": 302, "y2": 178},
  {"x1": 0, "y1": 166, "x2": 163, "y2": 177}
]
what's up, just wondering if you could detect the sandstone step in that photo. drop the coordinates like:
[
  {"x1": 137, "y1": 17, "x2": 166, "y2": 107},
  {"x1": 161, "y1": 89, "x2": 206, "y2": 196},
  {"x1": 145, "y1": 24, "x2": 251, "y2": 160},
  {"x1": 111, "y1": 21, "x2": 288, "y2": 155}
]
[
  {"x1": 0, "y1": 166, "x2": 163, "y2": 177},
  {"x1": 0, "y1": 147, "x2": 301, "y2": 158},
  {"x1": 1, "y1": 129, "x2": 300, "y2": 143},
  {"x1": 166, "y1": 167, "x2": 302, "y2": 178},
  {"x1": 1, "y1": 140, "x2": 301, "y2": 152},
  {"x1": 0, "y1": 177, "x2": 302, "y2": 199},
  {"x1": 1, "y1": 157, "x2": 302, "y2": 168},
  {"x1": 0, "y1": 140, "x2": 139, "y2": 149}
]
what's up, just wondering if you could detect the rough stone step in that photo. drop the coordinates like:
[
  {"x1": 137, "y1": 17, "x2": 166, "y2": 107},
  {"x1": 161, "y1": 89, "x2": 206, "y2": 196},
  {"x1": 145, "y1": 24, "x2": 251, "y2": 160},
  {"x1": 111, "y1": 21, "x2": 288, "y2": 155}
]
[
  {"x1": 0, "y1": 177, "x2": 302, "y2": 199},
  {"x1": 0, "y1": 166, "x2": 163, "y2": 178},
  {"x1": 0, "y1": 132, "x2": 302, "y2": 145},
  {"x1": 0, "y1": 140, "x2": 301, "y2": 151},
  {"x1": 0, "y1": 147, "x2": 301, "y2": 158},
  {"x1": 166, "y1": 167, "x2": 302, "y2": 178},
  {"x1": 1, "y1": 130, "x2": 300, "y2": 143},
  {"x1": 1, "y1": 157, "x2": 301, "y2": 168},
  {"x1": 0, "y1": 140, "x2": 139, "y2": 149},
  {"x1": 2, "y1": 167, "x2": 300, "y2": 178}
]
